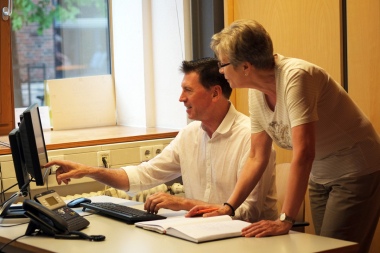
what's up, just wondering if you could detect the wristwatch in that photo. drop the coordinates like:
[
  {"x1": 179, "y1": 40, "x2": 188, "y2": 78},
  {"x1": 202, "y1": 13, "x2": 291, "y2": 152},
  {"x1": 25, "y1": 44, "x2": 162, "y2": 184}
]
[{"x1": 279, "y1": 213, "x2": 295, "y2": 224}]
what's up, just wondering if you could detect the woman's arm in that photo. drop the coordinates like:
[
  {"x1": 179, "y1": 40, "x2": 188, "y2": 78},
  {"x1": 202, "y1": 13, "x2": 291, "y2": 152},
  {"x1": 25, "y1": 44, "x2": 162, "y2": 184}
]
[
  {"x1": 282, "y1": 121, "x2": 315, "y2": 220},
  {"x1": 241, "y1": 121, "x2": 315, "y2": 237}
]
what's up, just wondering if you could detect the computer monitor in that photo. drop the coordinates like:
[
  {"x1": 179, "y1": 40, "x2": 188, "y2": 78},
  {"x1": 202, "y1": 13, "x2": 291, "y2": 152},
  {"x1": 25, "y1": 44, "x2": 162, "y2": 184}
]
[
  {"x1": 0, "y1": 104, "x2": 49, "y2": 221},
  {"x1": 9, "y1": 128, "x2": 30, "y2": 196},
  {"x1": 18, "y1": 103, "x2": 49, "y2": 186}
]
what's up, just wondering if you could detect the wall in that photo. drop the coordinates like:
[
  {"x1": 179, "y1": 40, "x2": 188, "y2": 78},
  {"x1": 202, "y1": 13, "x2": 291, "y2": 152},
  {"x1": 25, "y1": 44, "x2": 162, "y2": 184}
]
[
  {"x1": 346, "y1": 1, "x2": 380, "y2": 252},
  {"x1": 112, "y1": 0, "x2": 191, "y2": 129}
]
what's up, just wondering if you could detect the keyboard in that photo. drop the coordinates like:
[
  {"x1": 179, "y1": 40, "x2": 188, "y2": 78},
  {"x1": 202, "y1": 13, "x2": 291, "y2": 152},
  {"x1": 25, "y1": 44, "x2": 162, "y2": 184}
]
[{"x1": 80, "y1": 202, "x2": 167, "y2": 224}]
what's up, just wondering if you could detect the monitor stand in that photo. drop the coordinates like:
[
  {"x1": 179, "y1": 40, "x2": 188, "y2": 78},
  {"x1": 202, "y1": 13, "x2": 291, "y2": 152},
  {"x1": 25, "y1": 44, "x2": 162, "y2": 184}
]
[{"x1": 0, "y1": 191, "x2": 30, "y2": 224}]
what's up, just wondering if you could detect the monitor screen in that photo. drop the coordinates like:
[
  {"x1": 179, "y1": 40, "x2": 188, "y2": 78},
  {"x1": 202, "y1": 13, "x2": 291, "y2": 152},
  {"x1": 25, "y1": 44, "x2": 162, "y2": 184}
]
[
  {"x1": 9, "y1": 128, "x2": 30, "y2": 194},
  {"x1": 18, "y1": 103, "x2": 49, "y2": 186}
]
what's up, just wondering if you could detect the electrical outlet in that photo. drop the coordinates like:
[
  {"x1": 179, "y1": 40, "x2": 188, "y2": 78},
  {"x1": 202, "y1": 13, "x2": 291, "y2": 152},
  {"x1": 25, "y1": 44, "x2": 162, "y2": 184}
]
[
  {"x1": 48, "y1": 155, "x2": 64, "y2": 174},
  {"x1": 152, "y1": 145, "x2": 163, "y2": 157},
  {"x1": 97, "y1": 151, "x2": 111, "y2": 168},
  {"x1": 140, "y1": 146, "x2": 153, "y2": 162}
]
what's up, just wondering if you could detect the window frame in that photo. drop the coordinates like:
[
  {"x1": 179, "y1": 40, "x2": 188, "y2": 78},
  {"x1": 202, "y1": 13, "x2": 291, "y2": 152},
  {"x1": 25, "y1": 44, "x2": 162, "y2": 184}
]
[{"x1": 0, "y1": 0, "x2": 15, "y2": 136}]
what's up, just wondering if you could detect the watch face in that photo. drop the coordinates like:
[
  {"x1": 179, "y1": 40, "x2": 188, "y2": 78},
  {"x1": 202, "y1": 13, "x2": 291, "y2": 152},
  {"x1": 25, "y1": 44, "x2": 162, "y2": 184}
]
[{"x1": 280, "y1": 213, "x2": 285, "y2": 221}]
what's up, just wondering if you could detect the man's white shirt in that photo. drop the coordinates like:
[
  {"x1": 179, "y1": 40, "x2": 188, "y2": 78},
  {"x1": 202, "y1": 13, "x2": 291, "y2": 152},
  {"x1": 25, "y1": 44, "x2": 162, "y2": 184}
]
[{"x1": 123, "y1": 103, "x2": 278, "y2": 222}]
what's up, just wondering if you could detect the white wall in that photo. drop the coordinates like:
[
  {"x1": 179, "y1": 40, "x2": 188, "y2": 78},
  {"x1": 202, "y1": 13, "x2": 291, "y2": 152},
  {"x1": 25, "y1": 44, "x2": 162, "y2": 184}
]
[
  {"x1": 112, "y1": 0, "x2": 147, "y2": 127},
  {"x1": 112, "y1": 0, "x2": 191, "y2": 129}
]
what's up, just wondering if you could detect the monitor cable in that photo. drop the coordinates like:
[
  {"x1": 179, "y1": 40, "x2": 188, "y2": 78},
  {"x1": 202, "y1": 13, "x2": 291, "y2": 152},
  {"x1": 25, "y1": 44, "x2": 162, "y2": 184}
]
[
  {"x1": 0, "y1": 183, "x2": 18, "y2": 206},
  {"x1": 0, "y1": 141, "x2": 10, "y2": 148},
  {"x1": 0, "y1": 222, "x2": 29, "y2": 228},
  {"x1": 0, "y1": 180, "x2": 30, "y2": 215},
  {"x1": 0, "y1": 171, "x2": 5, "y2": 203}
]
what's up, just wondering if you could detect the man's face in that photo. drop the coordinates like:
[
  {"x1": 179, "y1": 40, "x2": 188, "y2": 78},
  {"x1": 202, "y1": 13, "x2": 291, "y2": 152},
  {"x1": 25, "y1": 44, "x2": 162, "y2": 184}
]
[{"x1": 179, "y1": 72, "x2": 213, "y2": 121}]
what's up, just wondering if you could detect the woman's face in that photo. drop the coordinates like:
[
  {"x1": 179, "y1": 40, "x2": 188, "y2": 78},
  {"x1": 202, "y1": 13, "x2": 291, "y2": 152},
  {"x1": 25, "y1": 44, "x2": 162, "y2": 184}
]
[{"x1": 218, "y1": 55, "x2": 247, "y2": 89}]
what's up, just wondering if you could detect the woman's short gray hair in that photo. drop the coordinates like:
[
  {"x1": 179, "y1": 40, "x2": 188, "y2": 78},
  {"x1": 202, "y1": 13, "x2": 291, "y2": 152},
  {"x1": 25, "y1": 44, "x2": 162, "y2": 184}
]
[{"x1": 211, "y1": 19, "x2": 274, "y2": 70}]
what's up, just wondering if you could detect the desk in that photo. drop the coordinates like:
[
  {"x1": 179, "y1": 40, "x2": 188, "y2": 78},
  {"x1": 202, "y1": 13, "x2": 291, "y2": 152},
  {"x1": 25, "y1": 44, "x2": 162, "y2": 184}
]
[{"x1": 0, "y1": 196, "x2": 358, "y2": 253}]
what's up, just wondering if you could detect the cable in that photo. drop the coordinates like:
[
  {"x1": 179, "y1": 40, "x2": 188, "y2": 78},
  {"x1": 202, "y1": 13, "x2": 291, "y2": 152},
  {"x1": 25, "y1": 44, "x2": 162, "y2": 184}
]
[
  {"x1": 0, "y1": 234, "x2": 27, "y2": 252},
  {"x1": 0, "y1": 171, "x2": 5, "y2": 203},
  {"x1": 0, "y1": 222, "x2": 29, "y2": 227},
  {"x1": 46, "y1": 172, "x2": 49, "y2": 191},
  {"x1": 55, "y1": 231, "x2": 105, "y2": 241},
  {"x1": 0, "y1": 141, "x2": 10, "y2": 148},
  {"x1": 102, "y1": 157, "x2": 108, "y2": 169},
  {"x1": 0, "y1": 183, "x2": 18, "y2": 196}
]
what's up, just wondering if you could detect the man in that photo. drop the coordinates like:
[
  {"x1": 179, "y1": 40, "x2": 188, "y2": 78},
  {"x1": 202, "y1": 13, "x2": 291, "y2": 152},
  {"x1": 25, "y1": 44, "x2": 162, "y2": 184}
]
[{"x1": 46, "y1": 58, "x2": 278, "y2": 222}]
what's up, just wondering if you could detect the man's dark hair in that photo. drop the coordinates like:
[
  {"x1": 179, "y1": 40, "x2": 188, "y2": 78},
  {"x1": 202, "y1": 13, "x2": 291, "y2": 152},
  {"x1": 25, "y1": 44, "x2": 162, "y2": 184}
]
[{"x1": 180, "y1": 58, "x2": 232, "y2": 99}]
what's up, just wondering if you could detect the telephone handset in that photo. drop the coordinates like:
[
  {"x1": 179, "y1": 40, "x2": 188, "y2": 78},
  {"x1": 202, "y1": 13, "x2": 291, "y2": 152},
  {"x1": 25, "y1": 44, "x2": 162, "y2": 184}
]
[
  {"x1": 22, "y1": 190, "x2": 104, "y2": 241},
  {"x1": 23, "y1": 199, "x2": 104, "y2": 241},
  {"x1": 23, "y1": 199, "x2": 69, "y2": 236}
]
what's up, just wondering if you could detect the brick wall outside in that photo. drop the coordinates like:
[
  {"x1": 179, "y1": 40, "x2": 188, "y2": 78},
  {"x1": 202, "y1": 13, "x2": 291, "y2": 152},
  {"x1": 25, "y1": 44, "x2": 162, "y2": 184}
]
[{"x1": 13, "y1": 23, "x2": 55, "y2": 83}]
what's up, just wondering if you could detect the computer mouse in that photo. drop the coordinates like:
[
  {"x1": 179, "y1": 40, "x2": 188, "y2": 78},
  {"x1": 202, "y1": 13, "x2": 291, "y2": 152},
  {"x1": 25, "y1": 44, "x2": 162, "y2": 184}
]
[{"x1": 67, "y1": 198, "x2": 92, "y2": 208}]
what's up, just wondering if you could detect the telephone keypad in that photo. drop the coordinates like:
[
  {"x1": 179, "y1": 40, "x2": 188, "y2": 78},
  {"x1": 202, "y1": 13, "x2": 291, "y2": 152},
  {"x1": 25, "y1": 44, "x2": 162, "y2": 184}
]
[{"x1": 53, "y1": 206, "x2": 90, "y2": 231}]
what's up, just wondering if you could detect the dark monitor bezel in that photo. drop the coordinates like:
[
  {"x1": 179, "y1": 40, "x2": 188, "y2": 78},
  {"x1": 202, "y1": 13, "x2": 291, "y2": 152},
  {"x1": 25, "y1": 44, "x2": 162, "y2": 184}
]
[
  {"x1": 9, "y1": 128, "x2": 30, "y2": 194},
  {"x1": 18, "y1": 103, "x2": 49, "y2": 186}
]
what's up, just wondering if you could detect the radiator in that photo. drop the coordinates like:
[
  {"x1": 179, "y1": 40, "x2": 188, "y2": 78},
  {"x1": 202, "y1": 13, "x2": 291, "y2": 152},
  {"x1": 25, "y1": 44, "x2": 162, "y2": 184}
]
[{"x1": 60, "y1": 183, "x2": 185, "y2": 203}]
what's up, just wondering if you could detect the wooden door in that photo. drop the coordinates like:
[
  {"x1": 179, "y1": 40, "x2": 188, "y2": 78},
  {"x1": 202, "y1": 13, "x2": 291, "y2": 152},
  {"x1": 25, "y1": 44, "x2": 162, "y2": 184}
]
[{"x1": 347, "y1": 1, "x2": 380, "y2": 252}]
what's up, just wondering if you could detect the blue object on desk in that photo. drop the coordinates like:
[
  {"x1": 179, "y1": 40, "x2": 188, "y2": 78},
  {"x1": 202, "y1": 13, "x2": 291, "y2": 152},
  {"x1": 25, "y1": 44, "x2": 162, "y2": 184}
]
[{"x1": 67, "y1": 198, "x2": 92, "y2": 208}]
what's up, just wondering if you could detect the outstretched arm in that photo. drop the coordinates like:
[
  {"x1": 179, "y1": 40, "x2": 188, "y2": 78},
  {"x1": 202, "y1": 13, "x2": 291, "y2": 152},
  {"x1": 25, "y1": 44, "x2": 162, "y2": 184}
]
[{"x1": 45, "y1": 160, "x2": 130, "y2": 191}]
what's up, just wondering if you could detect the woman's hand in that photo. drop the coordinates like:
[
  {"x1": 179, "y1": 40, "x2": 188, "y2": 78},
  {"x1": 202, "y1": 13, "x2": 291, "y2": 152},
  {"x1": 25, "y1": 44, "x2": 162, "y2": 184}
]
[
  {"x1": 186, "y1": 204, "x2": 229, "y2": 217},
  {"x1": 241, "y1": 219, "x2": 292, "y2": 237}
]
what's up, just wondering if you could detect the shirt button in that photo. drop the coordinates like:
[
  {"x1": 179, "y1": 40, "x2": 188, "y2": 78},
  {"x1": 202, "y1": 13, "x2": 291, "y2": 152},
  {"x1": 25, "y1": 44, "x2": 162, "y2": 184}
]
[
  {"x1": 207, "y1": 185, "x2": 210, "y2": 189},
  {"x1": 207, "y1": 162, "x2": 210, "y2": 166}
]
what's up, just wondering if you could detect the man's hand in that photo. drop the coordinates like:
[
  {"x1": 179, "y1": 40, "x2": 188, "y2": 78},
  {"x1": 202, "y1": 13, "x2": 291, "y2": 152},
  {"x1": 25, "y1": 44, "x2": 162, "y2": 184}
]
[
  {"x1": 45, "y1": 160, "x2": 91, "y2": 185},
  {"x1": 241, "y1": 219, "x2": 292, "y2": 237},
  {"x1": 185, "y1": 204, "x2": 226, "y2": 217},
  {"x1": 144, "y1": 192, "x2": 186, "y2": 214}
]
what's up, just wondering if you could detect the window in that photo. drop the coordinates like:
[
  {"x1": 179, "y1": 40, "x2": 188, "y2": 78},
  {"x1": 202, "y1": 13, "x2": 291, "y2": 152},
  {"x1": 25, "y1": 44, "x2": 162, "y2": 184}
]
[
  {"x1": 11, "y1": 0, "x2": 111, "y2": 108},
  {"x1": 1, "y1": 0, "x2": 191, "y2": 136}
]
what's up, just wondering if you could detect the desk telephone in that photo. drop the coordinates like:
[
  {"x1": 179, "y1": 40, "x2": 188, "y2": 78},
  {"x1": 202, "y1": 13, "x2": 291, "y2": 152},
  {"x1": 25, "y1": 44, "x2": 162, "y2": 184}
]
[{"x1": 23, "y1": 190, "x2": 104, "y2": 241}]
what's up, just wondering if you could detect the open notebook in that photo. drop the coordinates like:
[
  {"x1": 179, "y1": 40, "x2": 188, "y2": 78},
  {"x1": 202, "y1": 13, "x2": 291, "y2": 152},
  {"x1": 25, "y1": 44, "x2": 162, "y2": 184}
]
[{"x1": 135, "y1": 215, "x2": 249, "y2": 243}]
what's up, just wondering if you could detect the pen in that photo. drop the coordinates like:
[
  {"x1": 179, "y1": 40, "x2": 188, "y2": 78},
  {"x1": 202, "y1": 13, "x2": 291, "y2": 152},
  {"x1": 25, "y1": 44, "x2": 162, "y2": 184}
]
[{"x1": 196, "y1": 208, "x2": 219, "y2": 214}]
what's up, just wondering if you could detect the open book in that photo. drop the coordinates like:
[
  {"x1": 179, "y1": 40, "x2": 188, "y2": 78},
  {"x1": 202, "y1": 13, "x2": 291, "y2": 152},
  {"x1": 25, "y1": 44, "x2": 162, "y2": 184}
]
[{"x1": 135, "y1": 215, "x2": 249, "y2": 243}]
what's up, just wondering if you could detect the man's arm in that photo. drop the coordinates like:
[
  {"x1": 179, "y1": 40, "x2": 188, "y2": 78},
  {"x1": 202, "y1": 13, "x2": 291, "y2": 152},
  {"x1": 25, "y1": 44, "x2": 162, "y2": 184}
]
[{"x1": 45, "y1": 160, "x2": 130, "y2": 191}]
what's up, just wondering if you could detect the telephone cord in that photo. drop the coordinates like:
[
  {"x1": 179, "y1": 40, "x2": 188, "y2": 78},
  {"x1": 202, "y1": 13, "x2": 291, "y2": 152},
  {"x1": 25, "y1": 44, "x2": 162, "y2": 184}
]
[{"x1": 0, "y1": 234, "x2": 27, "y2": 252}]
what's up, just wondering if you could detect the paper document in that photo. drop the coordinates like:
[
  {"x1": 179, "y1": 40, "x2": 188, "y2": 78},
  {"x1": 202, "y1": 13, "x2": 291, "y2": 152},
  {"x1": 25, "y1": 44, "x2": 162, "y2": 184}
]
[
  {"x1": 135, "y1": 215, "x2": 249, "y2": 243},
  {"x1": 167, "y1": 220, "x2": 249, "y2": 243},
  {"x1": 47, "y1": 75, "x2": 116, "y2": 130}
]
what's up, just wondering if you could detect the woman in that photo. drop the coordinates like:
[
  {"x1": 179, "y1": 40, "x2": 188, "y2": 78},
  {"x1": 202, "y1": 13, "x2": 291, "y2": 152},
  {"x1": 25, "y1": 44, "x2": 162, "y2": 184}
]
[{"x1": 187, "y1": 19, "x2": 380, "y2": 253}]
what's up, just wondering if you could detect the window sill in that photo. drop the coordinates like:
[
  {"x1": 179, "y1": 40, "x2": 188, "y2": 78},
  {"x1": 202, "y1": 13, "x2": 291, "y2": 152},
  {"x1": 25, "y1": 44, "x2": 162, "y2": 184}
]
[{"x1": 0, "y1": 125, "x2": 179, "y2": 155}]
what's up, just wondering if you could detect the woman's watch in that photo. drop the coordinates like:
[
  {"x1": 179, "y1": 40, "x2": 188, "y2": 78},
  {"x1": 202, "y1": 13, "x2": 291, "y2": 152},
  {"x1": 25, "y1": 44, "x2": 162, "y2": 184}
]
[{"x1": 279, "y1": 213, "x2": 295, "y2": 224}]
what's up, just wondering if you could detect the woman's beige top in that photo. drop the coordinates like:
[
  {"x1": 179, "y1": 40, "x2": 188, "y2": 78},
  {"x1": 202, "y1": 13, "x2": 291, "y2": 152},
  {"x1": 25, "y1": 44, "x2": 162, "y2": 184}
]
[{"x1": 249, "y1": 54, "x2": 380, "y2": 184}]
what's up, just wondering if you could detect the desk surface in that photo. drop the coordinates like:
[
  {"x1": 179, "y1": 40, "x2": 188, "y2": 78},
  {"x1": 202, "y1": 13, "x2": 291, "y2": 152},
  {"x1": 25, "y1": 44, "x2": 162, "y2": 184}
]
[{"x1": 0, "y1": 196, "x2": 358, "y2": 253}]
